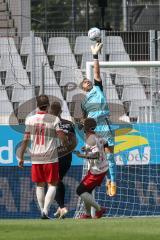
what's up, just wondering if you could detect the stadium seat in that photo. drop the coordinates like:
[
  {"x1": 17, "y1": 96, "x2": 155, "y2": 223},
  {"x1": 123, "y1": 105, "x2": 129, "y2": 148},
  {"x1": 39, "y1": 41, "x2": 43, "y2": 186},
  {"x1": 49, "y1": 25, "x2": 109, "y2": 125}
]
[
  {"x1": 0, "y1": 54, "x2": 25, "y2": 72},
  {"x1": 0, "y1": 52, "x2": 30, "y2": 87},
  {"x1": 21, "y1": 37, "x2": 55, "y2": 87},
  {"x1": 114, "y1": 73, "x2": 141, "y2": 86},
  {"x1": 17, "y1": 99, "x2": 37, "y2": 122},
  {"x1": 121, "y1": 85, "x2": 147, "y2": 102},
  {"x1": 11, "y1": 84, "x2": 34, "y2": 103},
  {"x1": 0, "y1": 85, "x2": 10, "y2": 101},
  {"x1": 103, "y1": 83, "x2": 126, "y2": 123},
  {"x1": 109, "y1": 53, "x2": 141, "y2": 86},
  {"x1": 53, "y1": 54, "x2": 78, "y2": 72},
  {"x1": 61, "y1": 100, "x2": 72, "y2": 121},
  {"x1": 0, "y1": 37, "x2": 18, "y2": 55},
  {"x1": 26, "y1": 54, "x2": 49, "y2": 70},
  {"x1": 103, "y1": 84, "x2": 120, "y2": 102},
  {"x1": 20, "y1": 37, "x2": 46, "y2": 55},
  {"x1": 41, "y1": 67, "x2": 58, "y2": 86},
  {"x1": 129, "y1": 99, "x2": 152, "y2": 119},
  {"x1": 137, "y1": 104, "x2": 159, "y2": 123},
  {"x1": 26, "y1": 58, "x2": 57, "y2": 86},
  {"x1": 47, "y1": 37, "x2": 72, "y2": 55},
  {"x1": 66, "y1": 88, "x2": 85, "y2": 119},
  {"x1": 44, "y1": 85, "x2": 64, "y2": 101},
  {"x1": 104, "y1": 36, "x2": 126, "y2": 54},
  {"x1": 108, "y1": 101, "x2": 126, "y2": 124},
  {"x1": 5, "y1": 69, "x2": 30, "y2": 86},
  {"x1": 66, "y1": 87, "x2": 85, "y2": 102},
  {"x1": 0, "y1": 80, "x2": 2, "y2": 87},
  {"x1": 60, "y1": 68, "x2": 83, "y2": 87},
  {"x1": 109, "y1": 52, "x2": 130, "y2": 61},
  {"x1": 0, "y1": 100, "x2": 18, "y2": 125},
  {"x1": 101, "y1": 72, "x2": 116, "y2": 86},
  {"x1": 74, "y1": 36, "x2": 93, "y2": 55},
  {"x1": 81, "y1": 52, "x2": 103, "y2": 70}
]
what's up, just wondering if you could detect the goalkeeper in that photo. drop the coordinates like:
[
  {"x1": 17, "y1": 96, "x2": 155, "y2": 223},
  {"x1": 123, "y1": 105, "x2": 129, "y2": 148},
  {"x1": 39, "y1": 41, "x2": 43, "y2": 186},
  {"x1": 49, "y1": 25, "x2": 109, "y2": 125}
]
[{"x1": 79, "y1": 41, "x2": 116, "y2": 197}]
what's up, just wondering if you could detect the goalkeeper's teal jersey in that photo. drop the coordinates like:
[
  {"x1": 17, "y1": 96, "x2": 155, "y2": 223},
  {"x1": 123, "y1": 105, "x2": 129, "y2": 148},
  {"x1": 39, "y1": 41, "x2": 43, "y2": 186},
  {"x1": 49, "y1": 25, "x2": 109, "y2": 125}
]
[
  {"x1": 81, "y1": 83, "x2": 110, "y2": 119},
  {"x1": 81, "y1": 80, "x2": 114, "y2": 146}
]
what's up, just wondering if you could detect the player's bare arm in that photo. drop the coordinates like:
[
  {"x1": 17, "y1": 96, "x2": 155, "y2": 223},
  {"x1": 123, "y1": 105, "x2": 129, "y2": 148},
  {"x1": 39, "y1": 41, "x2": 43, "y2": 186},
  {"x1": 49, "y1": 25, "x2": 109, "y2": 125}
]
[
  {"x1": 94, "y1": 59, "x2": 101, "y2": 82},
  {"x1": 18, "y1": 138, "x2": 30, "y2": 168},
  {"x1": 68, "y1": 133, "x2": 77, "y2": 151},
  {"x1": 58, "y1": 133, "x2": 77, "y2": 157},
  {"x1": 91, "y1": 42, "x2": 103, "y2": 82},
  {"x1": 74, "y1": 150, "x2": 99, "y2": 159}
]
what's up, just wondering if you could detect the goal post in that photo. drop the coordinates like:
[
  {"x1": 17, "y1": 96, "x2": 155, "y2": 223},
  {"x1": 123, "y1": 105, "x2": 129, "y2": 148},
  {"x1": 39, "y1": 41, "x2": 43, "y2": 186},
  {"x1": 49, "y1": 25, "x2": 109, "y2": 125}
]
[{"x1": 74, "y1": 60, "x2": 160, "y2": 218}]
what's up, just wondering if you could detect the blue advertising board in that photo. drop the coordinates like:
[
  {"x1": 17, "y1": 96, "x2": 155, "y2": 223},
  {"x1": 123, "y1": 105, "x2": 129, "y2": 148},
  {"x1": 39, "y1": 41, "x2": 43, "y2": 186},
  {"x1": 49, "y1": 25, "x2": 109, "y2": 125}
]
[{"x1": 0, "y1": 124, "x2": 160, "y2": 166}]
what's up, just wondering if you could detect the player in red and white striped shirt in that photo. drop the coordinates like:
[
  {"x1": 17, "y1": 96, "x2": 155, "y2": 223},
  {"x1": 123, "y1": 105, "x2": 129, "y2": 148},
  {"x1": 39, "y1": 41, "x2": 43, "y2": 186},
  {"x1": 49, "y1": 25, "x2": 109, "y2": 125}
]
[
  {"x1": 75, "y1": 118, "x2": 108, "y2": 219},
  {"x1": 18, "y1": 95, "x2": 66, "y2": 219}
]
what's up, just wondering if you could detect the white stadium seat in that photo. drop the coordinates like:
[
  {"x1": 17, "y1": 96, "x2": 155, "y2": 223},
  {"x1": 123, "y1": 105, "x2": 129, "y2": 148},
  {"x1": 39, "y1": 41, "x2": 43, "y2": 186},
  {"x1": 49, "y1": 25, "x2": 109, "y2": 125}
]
[
  {"x1": 104, "y1": 36, "x2": 126, "y2": 54},
  {"x1": 121, "y1": 85, "x2": 147, "y2": 102},
  {"x1": 26, "y1": 58, "x2": 57, "y2": 86},
  {"x1": 114, "y1": 73, "x2": 141, "y2": 86},
  {"x1": 0, "y1": 86, "x2": 9, "y2": 101},
  {"x1": 20, "y1": 37, "x2": 46, "y2": 55},
  {"x1": 60, "y1": 68, "x2": 83, "y2": 87},
  {"x1": 103, "y1": 85, "x2": 120, "y2": 102},
  {"x1": 11, "y1": 84, "x2": 34, "y2": 102},
  {"x1": 81, "y1": 52, "x2": 103, "y2": 70},
  {"x1": 0, "y1": 55, "x2": 25, "y2": 72},
  {"x1": 47, "y1": 37, "x2": 72, "y2": 55},
  {"x1": 5, "y1": 69, "x2": 30, "y2": 86},
  {"x1": 109, "y1": 52, "x2": 130, "y2": 61},
  {"x1": 0, "y1": 37, "x2": 18, "y2": 55},
  {"x1": 53, "y1": 54, "x2": 78, "y2": 72},
  {"x1": 74, "y1": 36, "x2": 93, "y2": 55},
  {"x1": 61, "y1": 100, "x2": 72, "y2": 121},
  {"x1": 66, "y1": 87, "x2": 85, "y2": 102},
  {"x1": 0, "y1": 100, "x2": 18, "y2": 125},
  {"x1": 129, "y1": 99, "x2": 152, "y2": 118},
  {"x1": 44, "y1": 85, "x2": 64, "y2": 101}
]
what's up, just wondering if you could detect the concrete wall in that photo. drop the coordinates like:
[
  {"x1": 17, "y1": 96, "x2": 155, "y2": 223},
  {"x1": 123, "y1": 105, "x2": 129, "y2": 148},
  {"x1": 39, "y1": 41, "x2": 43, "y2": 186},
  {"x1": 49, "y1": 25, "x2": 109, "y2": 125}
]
[{"x1": 7, "y1": 0, "x2": 31, "y2": 36}]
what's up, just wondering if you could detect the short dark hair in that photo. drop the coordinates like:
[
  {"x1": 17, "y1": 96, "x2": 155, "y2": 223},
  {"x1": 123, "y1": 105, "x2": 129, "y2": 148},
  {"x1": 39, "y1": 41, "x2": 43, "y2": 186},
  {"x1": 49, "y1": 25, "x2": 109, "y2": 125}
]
[
  {"x1": 84, "y1": 118, "x2": 97, "y2": 131},
  {"x1": 36, "y1": 95, "x2": 50, "y2": 110},
  {"x1": 79, "y1": 78, "x2": 88, "y2": 89},
  {"x1": 50, "y1": 101, "x2": 62, "y2": 116}
]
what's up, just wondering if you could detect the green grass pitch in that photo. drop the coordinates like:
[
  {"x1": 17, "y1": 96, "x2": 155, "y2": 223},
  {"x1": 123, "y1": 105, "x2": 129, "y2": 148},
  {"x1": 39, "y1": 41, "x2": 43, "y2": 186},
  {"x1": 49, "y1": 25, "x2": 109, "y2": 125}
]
[{"x1": 0, "y1": 218, "x2": 160, "y2": 240}]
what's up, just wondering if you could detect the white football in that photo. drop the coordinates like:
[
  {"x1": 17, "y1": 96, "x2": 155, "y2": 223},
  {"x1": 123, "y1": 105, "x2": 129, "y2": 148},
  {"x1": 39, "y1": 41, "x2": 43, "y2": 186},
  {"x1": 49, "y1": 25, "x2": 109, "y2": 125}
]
[{"x1": 88, "y1": 27, "x2": 101, "y2": 41}]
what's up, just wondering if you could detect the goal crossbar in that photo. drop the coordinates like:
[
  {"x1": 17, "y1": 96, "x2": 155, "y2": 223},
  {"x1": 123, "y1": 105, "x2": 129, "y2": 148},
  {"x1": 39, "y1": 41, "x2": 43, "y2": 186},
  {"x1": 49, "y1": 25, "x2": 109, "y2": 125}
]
[{"x1": 86, "y1": 61, "x2": 160, "y2": 79}]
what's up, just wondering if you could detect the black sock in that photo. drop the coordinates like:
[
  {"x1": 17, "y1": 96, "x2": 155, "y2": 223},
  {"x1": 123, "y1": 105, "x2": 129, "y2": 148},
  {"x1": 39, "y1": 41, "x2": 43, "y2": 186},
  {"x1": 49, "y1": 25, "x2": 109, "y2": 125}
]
[{"x1": 55, "y1": 181, "x2": 65, "y2": 208}]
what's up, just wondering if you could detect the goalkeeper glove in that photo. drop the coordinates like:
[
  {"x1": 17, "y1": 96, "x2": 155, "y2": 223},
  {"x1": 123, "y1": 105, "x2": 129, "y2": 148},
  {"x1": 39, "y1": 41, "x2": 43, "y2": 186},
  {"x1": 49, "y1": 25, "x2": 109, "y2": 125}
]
[{"x1": 91, "y1": 42, "x2": 103, "y2": 60}]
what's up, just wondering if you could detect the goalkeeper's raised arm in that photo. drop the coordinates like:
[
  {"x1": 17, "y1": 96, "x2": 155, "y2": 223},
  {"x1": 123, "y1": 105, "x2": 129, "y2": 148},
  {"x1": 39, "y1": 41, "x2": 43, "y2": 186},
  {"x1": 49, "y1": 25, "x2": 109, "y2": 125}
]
[{"x1": 91, "y1": 42, "x2": 103, "y2": 82}]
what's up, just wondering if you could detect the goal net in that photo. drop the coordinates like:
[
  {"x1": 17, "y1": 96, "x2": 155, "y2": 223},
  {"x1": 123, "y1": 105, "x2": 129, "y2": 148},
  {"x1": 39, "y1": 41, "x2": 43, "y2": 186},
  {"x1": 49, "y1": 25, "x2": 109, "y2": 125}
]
[{"x1": 74, "y1": 61, "x2": 160, "y2": 218}]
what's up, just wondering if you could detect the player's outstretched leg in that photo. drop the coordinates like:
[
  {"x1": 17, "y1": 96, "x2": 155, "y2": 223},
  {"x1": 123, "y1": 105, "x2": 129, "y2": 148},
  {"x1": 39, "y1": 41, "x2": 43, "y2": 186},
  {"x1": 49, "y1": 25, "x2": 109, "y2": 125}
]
[{"x1": 105, "y1": 152, "x2": 117, "y2": 197}]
